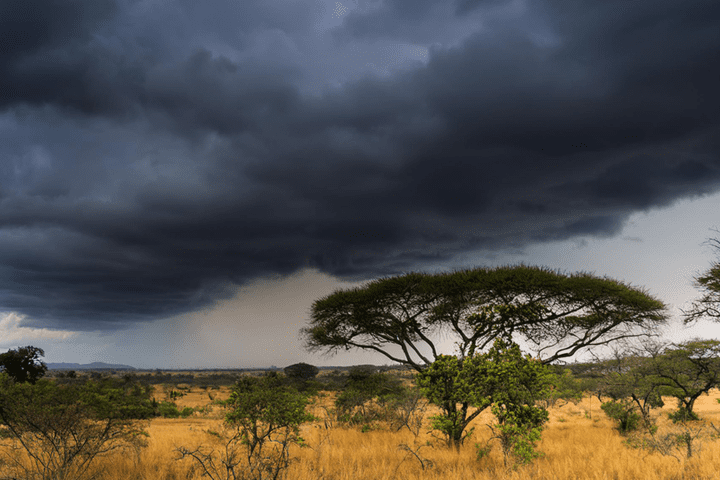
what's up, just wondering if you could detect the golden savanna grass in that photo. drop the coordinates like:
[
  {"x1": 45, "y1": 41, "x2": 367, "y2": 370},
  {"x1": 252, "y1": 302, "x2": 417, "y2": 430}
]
[
  {"x1": 86, "y1": 383, "x2": 720, "y2": 480},
  {"x1": 6, "y1": 379, "x2": 720, "y2": 479}
]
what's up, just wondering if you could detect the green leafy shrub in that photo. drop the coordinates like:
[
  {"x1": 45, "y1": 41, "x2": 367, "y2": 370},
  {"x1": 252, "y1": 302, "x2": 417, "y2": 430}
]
[
  {"x1": 601, "y1": 400, "x2": 642, "y2": 434},
  {"x1": 418, "y1": 338, "x2": 552, "y2": 463},
  {"x1": 334, "y1": 368, "x2": 407, "y2": 428},
  {"x1": 178, "y1": 373, "x2": 314, "y2": 480},
  {"x1": 156, "y1": 401, "x2": 193, "y2": 418},
  {"x1": 668, "y1": 406, "x2": 700, "y2": 423},
  {"x1": 0, "y1": 374, "x2": 154, "y2": 479}
]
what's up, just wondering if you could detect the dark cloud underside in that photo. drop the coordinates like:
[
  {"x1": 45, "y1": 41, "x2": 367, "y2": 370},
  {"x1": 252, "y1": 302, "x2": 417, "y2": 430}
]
[{"x1": 0, "y1": 0, "x2": 718, "y2": 330}]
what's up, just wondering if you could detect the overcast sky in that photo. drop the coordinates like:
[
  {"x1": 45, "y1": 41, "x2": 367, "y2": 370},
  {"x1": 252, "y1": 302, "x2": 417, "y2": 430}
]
[{"x1": 1, "y1": 0, "x2": 719, "y2": 369}]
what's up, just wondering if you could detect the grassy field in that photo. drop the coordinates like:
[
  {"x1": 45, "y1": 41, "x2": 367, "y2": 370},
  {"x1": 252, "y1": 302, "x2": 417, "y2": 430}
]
[
  {"x1": 78, "y1": 381, "x2": 720, "y2": 480},
  {"x1": 4, "y1": 370, "x2": 720, "y2": 480}
]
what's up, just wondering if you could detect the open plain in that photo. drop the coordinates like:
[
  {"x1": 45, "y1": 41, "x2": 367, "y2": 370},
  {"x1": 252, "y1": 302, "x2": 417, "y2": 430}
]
[{"x1": 43, "y1": 372, "x2": 720, "y2": 480}]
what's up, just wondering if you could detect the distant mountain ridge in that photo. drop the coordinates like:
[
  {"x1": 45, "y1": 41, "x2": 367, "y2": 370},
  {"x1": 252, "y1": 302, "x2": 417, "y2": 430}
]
[{"x1": 47, "y1": 362, "x2": 136, "y2": 371}]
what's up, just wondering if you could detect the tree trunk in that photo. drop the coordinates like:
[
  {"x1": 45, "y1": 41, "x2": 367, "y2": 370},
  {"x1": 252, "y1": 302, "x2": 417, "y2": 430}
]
[
  {"x1": 687, "y1": 396, "x2": 698, "y2": 417},
  {"x1": 442, "y1": 402, "x2": 466, "y2": 452}
]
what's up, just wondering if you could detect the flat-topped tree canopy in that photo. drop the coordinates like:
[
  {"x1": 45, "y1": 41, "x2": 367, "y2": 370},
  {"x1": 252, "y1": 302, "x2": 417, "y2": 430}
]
[{"x1": 303, "y1": 265, "x2": 668, "y2": 371}]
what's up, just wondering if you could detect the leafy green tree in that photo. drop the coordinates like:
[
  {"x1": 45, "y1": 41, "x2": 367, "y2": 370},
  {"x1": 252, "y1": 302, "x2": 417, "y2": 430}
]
[
  {"x1": 304, "y1": 265, "x2": 667, "y2": 371},
  {"x1": 282, "y1": 363, "x2": 322, "y2": 394},
  {"x1": 645, "y1": 339, "x2": 720, "y2": 421},
  {"x1": 0, "y1": 346, "x2": 48, "y2": 384},
  {"x1": 537, "y1": 368, "x2": 585, "y2": 409},
  {"x1": 415, "y1": 354, "x2": 484, "y2": 448},
  {"x1": 0, "y1": 374, "x2": 154, "y2": 480},
  {"x1": 334, "y1": 367, "x2": 407, "y2": 427},
  {"x1": 178, "y1": 373, "x2": 314, "y2": 480},
  {"x1": 304, "y1": 265, "x2": 666, "y2": 449},
  {"x1": 479, "y1": 341, "x2": 551, "y2": 466},
  {"x1": 590, "y1": 350, "x2": 665, "y2": 429},
  {"x1": 417, "y1": 339, "x2": 552, "y2": 456}
]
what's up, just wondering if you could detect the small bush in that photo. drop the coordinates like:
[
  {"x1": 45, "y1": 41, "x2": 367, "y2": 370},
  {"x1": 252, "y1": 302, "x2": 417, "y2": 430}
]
[
  {"x1": 178, "y1": 373, "x2": 314, "y2": 480},
  {"x1": 668, "y1": 407, "x2": 700, "y2": 423},
  {"x1": 334, "y1": 370, "x2": 407, "y2": 428},
  {"x1": 601, "y1": 400, "x2": 642, "y2": 434},
  {"x1": 156, "y1": 401, "x2": 193, "y2": 418}
]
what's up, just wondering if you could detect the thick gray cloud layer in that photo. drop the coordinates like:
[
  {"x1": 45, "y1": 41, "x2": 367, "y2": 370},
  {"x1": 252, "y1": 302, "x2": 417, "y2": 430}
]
[{"x1": 0, "y1": 0, "x2": 718, "y2": 330}]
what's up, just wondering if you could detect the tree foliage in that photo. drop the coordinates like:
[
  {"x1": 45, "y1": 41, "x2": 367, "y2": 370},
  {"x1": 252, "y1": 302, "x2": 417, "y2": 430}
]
[
  {"x1": 417, "y1": 339, "x2": 552, "y2": 457},
  {"x1": 593, "y1": 339, "x2": 720, "y2": 444},
  {"x1": 480, "y1": 341, "x2": 551, "y2": 466},
  {"x1": 589, "y1": 350, "x2": 664, "y2": 430},
  {"x1": 304, "y1": 265, "x2": 668, "y2": 372},
  {"x1": 536, "y1": 368, "x2": 585, "y2": 409},
  {"x1": 178, "y1": 373, "x2": 314, "y2": 480},
  {"x1": 415, "y1": 354, "x2": 485, "y2": 448},
  {"x1": 0, "y1": 346, "x2": 48, "y2": 384},
  {"x1": 601, "y1": 400, "x2": 644, "y2": 434},
  {"x1": 334, "y1": 367, "x2": 407, "y2": 427},
  {"x1": 644, "y1": 339, "x2": 720, "y2": 421},
  {"x1": 0, "y1": 374, "x2": 154, "y2": 480},
  {"x1": 283, "y1": 363, "x2": 319, "y2": 381},
  {"x1": 683, "y1": 234, "x2": 720, "y2": 324}
]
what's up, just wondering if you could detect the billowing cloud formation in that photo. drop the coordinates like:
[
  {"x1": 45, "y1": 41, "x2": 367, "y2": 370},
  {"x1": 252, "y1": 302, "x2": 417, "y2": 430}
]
[
  {"x1": 0, "y1": 0, "x2": 718, "y2": 331},
  {"x1": 0, "y1": 313, "x2": 76, "y2": 345}
]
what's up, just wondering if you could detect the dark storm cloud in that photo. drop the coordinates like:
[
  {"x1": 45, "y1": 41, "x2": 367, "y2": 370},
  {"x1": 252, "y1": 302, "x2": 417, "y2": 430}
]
[
  {"x1": 331, "y1": 0, "x2": 445, "y2": 42},
  {"x1": 0, "y1": 0, "x2": 718, "y2": 330}
]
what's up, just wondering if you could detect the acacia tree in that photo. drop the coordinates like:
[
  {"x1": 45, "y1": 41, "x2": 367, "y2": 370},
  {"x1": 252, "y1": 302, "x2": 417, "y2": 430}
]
[
  {"x1": 683, "y1": 234, "x2": 720, "y2": 324},
  {"x1": 590, "y1": 348, "x2": 666, "y2": 433},
  {"x1": 645, "y1": 339, "x2": 720, "y2": 421},
  {"x1": 0, "y1": 375, "x2": 154, "y2": 480},
  {"x1": 303, "y1": 265, "x2": 667, "y2": 448},
  {"x1": 283, "y1": 363, "x2": 319, "y2": 381}
]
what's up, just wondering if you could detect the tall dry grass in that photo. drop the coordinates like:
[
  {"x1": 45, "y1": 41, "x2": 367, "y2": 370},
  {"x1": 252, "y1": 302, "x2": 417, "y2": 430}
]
[{"x1": 6, "y1": 385, "x2": 720, "y2": 480}]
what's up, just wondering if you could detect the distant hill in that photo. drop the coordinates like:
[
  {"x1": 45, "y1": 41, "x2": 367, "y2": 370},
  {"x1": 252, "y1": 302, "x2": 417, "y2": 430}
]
[{"x1": 47, "y1": 362, "x2": 136, "y2": 371}]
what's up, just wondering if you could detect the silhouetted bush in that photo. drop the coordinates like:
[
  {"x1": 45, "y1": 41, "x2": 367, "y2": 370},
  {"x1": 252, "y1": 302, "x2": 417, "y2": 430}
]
[{"x1": 284, "y1": 363, "x2": 320, "y2": 380}]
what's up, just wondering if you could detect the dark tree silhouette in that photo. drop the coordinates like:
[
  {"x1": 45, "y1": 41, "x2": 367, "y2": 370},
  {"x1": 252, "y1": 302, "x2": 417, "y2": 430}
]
[
  {"x1": 283, "y1": 362, "x2": 320, "y2": 380},
  {"x1": 0, "y1": 345, "x2": 48, "y2": 384}
]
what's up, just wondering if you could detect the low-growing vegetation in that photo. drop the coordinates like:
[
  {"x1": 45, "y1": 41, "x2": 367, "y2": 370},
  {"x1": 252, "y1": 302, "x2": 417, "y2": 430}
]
[
  {"x1": 3, "y1": 256, "x2": 720, "y2": 479},
  {"x1": 2, "y1": 358, "x2": 720, "y2": 479}
]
